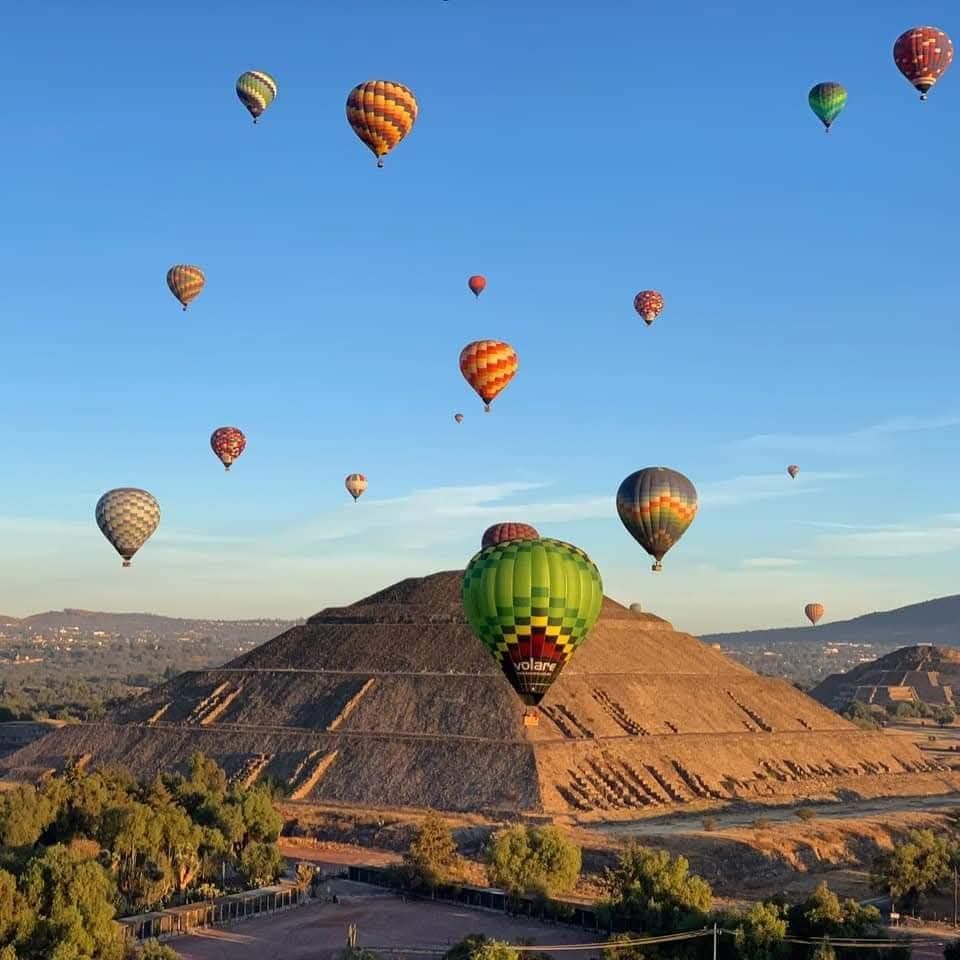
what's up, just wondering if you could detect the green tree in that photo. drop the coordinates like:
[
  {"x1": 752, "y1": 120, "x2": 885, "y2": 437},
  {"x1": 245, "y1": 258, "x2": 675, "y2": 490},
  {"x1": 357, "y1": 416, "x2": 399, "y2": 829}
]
[
  {"x1": 443, "y1": 937, "x2": 518, "y2": 960},
  {"x1": 811, "y1": 940, "x2": 836, "y2": 960},
  {"x1": 138, "y1": 939, "x2": 181, "y2": 959},
  {"x1": 20, "y1": 843, "x2": 127, "y2": 960},
  {"x1": 733, "y1": 902, "x2": 789, "y2": 960},
  {"x1": 599, "y1": 843, "x2": 712, "y2": 934},
  {"x1": 787, "y1": 882, "x2": 884, "y2": 942},
  {"x1": 936, "y1": 707, "x2": 956, "y2": 727},
  {"x1": 403, "y1": 812, "x2": 462, "y2": 891},
  {"x1": 486, "y1": 825, "x2": 581, "y2": 900},
  {"x1": 870, "y1": 830, "x2": 954, "y2": 909},
  {"x1": 238, "y1": 841, "x2": 282, "y2": 888}
]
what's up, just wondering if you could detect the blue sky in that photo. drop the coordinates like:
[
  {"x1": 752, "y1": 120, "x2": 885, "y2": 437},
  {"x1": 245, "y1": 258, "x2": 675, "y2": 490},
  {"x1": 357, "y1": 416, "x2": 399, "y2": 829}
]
[{"x1": 1, "y1": 1, "x2": 959, "y2": 634}]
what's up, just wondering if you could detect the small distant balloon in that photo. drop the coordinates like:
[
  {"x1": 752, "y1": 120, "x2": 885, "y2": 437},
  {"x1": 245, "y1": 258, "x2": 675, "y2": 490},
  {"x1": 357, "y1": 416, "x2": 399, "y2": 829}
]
[
  {"x1": 481, "y1": 522, "x2": 540, "y2": 550},
  {"x1": 95, "y1": 488, "x2": 160, "y2": 568},
  {"x1": 634, "y1": 290, "x2": 664, "y2": 327},
  {"x1": 805, "y1": 602, "x2": 825, "y2": 625},
  {"x1": 787, "y1": 465, "x2": 799, "y2": 479},
  {"x1": 808, "y1": 82, "x2": 847, "y2": 131},
  {"x1": 236, "y1": 70, "x2": 278, "y2": 123},
  {"x1": 167, "y1": 265, "x2": 205, "y2": 311},
  {"x1": 211, "y1": 427, "x2": 246, "y2": 471},
  {"x1": 894, "y1": 27, "x2": 953, "y2": 100},
  {"x1": 629, "y1": 602, "x2": 643, "y2": 614},
  {"x1": 459, "y1": 340, "x2": 518, "y2": 413},
  {"x1": 454, "y1": 413, "x2": 464, "y2": 424},
  {"x1": 345, "y1": 473, "x2": 368, "y2": 502},
  {"x1": 468, "y1": 275, "x2": 487, "y2": 298},
  {"x1": 346, "y1": 80, "x2": 418, "y2": 168}
]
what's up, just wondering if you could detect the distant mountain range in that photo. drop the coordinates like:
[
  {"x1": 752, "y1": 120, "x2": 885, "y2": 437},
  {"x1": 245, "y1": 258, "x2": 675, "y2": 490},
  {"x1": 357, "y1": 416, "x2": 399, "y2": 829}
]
[
  {"x1": 0, "y1": 609, "x2": 301, "y2": 643},
  {"x1": 702, "y1": 595, "x2": 960, "y2": 647}
]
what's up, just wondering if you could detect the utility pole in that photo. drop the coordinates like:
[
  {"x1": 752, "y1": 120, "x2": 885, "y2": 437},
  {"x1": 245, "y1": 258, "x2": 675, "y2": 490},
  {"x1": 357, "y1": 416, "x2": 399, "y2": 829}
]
[{"x1": 713, "y1": 921, "x2": 718, "y2": 960}]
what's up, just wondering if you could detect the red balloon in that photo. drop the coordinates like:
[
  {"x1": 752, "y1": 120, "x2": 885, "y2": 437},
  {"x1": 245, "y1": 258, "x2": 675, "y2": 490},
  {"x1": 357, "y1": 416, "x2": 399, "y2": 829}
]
[
  {"x1": 481, "y1": 522, "x2": 540, "y2": 550},
  {"x1": 893, "y1": 26, "x2": 954, "y2": 100},
  {"x1": 633, "y1": 290, "x2": 664, "y2": 326},
  {"x1": 468, "y1": 275, "x2": 487, "y2": 297},
  {"x1": 210, "y1": 427, "x2": 246, "y2": 471}
]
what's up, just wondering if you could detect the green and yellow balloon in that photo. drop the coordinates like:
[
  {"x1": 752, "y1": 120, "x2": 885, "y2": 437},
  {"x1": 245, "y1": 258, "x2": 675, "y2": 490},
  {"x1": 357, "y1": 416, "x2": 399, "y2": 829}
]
[
  {"x1": 808, "y1": 82, "x2": 847, "y2": 132},
  {"x1": 462, "y1": 537, "x2": 603, "y2": 707},
  {"x1": 236, "y1": 70, "x2": 277, "y2": 123}
]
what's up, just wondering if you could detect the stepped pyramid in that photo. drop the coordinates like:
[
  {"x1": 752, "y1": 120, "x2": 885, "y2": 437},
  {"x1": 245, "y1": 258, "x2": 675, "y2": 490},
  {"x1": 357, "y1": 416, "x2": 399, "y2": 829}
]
[{"x1": 3, "y1": 572, "x2": 951, "y2": 818}]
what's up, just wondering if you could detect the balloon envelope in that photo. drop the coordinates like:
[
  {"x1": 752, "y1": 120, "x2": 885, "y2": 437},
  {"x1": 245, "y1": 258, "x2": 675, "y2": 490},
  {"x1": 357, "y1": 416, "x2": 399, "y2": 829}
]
[
  {"x1": 808, "y1": 82, "x2": 847, "y2": 130},
  {"x1": 787, "y1": 464, "x2": 799, "y2": 478},
  {"x1": 167, "y1": 265, "x2": 205, "y2": 310},
  {"x1": 96, "y1": 488, "x2": 160, "y2": 567},
  {"x1": 345, "y1": 473, "x2": 367, "y2": 501},
  {"x1": 454, "y1": 413, "x2": 464, "y2": 423},
  {"x1": 468, "y1": 275, "x2": 487, "y2": 297},
  {"x1": 211, "y1": 427, "x2": 246, "y2": 471},
  {"x1": 481, "y1": 522, "x2": 540, "y2": 550},
  {"x1": 894, "y1": 27, "x2": 953, "y2": 99},
  {"x1": 616, "y1": 467, "x2": 698, "y2": 571},
  {"x1": 236, "y1": 70, "x2": 277, "y2": 121},
  {"x1": 462, "y1": 537, "x2": 604, "y2": 706},
  {"x1": 805, "y1": 602, "x2": 825, "y2": 625},
  {"x1": 633, "y1": 290, "x2": 664, "y2": 326},
  {"x1": 629, "y1": 602, "x2": 643, "y2": 614},
  {"x1": 346, "y1": 80, "x2": 418, "y2": 167},
  {"x1": 459, "y1": 340, "x2": 518, "y2": 412}
]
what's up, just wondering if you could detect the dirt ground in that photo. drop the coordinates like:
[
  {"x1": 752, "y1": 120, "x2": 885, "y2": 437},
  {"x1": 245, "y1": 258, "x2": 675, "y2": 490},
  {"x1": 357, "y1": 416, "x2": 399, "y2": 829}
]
[{"x1": 175, "y1": 880, "x2": 600, "y2": 960}]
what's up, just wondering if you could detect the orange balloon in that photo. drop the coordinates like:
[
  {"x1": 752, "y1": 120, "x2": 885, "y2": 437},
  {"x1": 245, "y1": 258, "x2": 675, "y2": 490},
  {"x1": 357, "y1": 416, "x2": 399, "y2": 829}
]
[
  {"x1": 468, "y1": 275, "x2": 487, "y2": 297},
  {"x1": 459, "y1": 340, "x2": 518, "y2": 413},
  {"x1": 804, "y1": 602, "x2": 824, "y2": 625}
]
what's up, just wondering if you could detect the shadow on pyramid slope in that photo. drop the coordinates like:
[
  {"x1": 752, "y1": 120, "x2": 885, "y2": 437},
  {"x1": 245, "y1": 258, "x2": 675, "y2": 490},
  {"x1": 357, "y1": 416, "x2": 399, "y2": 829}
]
[{"x1": 2, "y1": 570, "x2": 955, "y2": 819}]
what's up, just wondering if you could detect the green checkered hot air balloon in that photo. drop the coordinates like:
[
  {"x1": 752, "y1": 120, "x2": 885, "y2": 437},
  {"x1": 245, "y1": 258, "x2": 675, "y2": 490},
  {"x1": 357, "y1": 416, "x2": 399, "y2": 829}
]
[
  {"x1": 462, "y1": 537, "x2": 604, "y2": 707},
  {"x1": 808, "y1": 82, "x2": 847, "y2": 132}
]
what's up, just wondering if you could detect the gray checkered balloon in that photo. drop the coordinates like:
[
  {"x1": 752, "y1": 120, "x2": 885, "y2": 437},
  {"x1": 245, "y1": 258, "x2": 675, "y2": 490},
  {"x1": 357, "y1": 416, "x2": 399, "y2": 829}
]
[{"x1": 95, "y1": 488, "x2": 161, "y2": 567}]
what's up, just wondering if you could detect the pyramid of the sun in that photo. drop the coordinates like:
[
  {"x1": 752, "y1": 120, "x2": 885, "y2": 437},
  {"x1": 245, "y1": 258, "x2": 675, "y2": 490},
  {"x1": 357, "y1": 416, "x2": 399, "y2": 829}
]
[{"x1": 3, "y1": 572, "x2": 948, "y2": 817}]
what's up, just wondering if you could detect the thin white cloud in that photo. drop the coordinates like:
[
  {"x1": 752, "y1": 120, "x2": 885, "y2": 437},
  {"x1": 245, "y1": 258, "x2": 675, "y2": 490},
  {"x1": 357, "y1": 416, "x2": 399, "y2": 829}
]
[
  {"x1": 814, "y1": 524, "x2": 960, "y2": 559},
  {"x1": 741, "y1": 557, "x2": 801, "y2": 568},
  {"x1": 697, "y1": 471, "x2": 854, "y2": 506},
  {"x1": 740, "y1": 414, "x2": 960, "y2": 455}
]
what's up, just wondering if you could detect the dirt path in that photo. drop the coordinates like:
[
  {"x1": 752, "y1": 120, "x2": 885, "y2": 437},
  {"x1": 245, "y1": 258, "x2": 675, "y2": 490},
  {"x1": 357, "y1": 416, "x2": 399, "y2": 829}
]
[
  {"x1": 176, "y1": 881, "x2": 596, "y2": 960},
  {"x1": 591, "y1": 794, "x2": 960, "y2": 837}
]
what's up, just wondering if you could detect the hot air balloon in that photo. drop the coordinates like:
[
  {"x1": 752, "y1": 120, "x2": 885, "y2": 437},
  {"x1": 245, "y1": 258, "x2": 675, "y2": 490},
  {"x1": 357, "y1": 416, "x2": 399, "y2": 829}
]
[
  {"x1": 616, "y1": 467, "x2": 698, "y2": 572},
  {"x1": 462, "y1": 537, "x2": 603, "y2": 708},
  {"x1": 804, "y1": 602, "x2": 824, "y2": 625},
  {"x1": 787, "y1": 464, "x2": 799, "y2": 479},
  {"x1": 167, "y1": 265, "x2": 205, "y2": 311},
  {"x1": 629, "y1": 602, "x2": 643, "y2": 614},
  {"x1": 236, "y1": 70, "x2": 277, "y2": 123},
  {"x1": 894, "y1": 27, "x2": 953, "y2": 100},
  {"x1": 95, "y1": 488, "x2": 160, "y2": 568},
  {"x1": 454, "y1": 413, "x2": 464, "y2": 424},
  {"x1": 481, "y1": 522, "x2": 540, "y2": 550},
  {"x1": 468, "y1": 275, "x2": 487, "y2": 298},
  {"x1": 633, "y1": 290, "x2": 664, "y2": 327},
  {"x1": 210, "y1": 427, "x2": 246, "y2": 471},
  {"x1": 808, "y1": 82, "x2": 847, "y2": 131},
  {"x1": 345, "y1": 80, "x2": 418, "y2": 168},
  {"x1": 345, "y1": 473, "x2": 367, "y2": 501},
  {"x1": 459, "y1": 340, "x2": 518, "y2": 413}
]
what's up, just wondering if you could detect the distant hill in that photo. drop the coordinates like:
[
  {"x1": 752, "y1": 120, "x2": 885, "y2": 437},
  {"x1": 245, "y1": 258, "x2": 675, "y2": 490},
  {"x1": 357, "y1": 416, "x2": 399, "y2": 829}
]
[
  {"x1": 703, "y1": 595, "x2": 960, "y2": 647},
  {"x1": 812, "y1": 645, "x2": 960, "y2": 711},
  {"x1": 11, "y1": 609, "x2": 299, "y2": 642}
]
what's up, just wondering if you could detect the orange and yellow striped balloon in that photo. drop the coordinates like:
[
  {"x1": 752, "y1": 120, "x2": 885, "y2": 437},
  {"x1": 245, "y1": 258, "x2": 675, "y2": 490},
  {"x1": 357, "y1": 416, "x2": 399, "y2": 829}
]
[
  {"x1": 346, "y1": 80, "x2": 418, "y2": 168},
  {"x1": 166, "y1": 265, "x2": 205, "y2": 311},
  {"x1": 459, "y1": 340, "x2": 519, "y2": 412}
]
